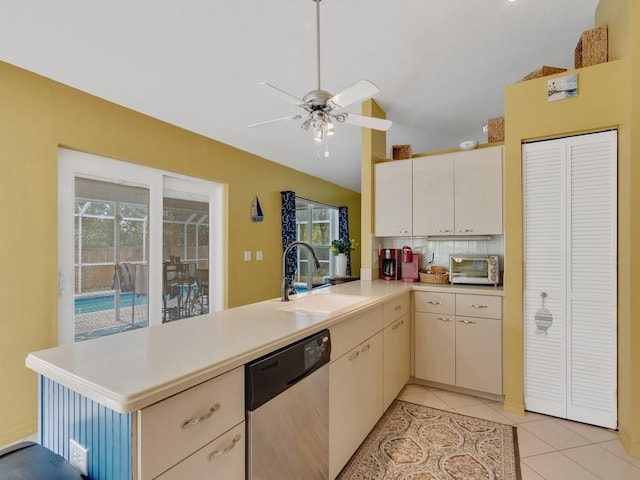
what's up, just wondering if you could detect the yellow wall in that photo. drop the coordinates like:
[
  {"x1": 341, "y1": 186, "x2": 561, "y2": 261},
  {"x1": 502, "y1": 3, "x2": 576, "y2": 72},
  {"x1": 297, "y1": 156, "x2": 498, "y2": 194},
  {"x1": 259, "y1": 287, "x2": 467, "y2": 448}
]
[
  {"x1": 0, "y1": 61, "x2": 361, "y2": 445},
  {"x1": 503, "y1": 0, "x2": 640, "y2": 456}
]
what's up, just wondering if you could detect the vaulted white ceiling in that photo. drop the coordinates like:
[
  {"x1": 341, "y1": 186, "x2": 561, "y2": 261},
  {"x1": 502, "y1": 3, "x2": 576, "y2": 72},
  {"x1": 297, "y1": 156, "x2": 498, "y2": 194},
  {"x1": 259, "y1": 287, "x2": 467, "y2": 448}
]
[{"x1": 0, "y1": 0, "x2": 599, "y2": 191}]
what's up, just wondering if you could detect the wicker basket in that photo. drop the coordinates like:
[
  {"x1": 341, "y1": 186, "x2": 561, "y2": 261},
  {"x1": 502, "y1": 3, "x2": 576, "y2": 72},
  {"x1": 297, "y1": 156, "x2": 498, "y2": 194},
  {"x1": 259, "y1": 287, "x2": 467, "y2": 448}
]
[
  {"x1": 419, "y1": 272, "x2": 449, "y2": 284},
  {"x1": 487, "y1": 117, "x2": 505, "y2": 143},
  {"x1": 392, "y1": 144, "x2": 412, "y2": 160},
  {"x1": 575, "y1": 25, "x2": 608, "y2": 68},
  {"x1": 519, "y1": 66, "x2": 567, "y2": 82}
]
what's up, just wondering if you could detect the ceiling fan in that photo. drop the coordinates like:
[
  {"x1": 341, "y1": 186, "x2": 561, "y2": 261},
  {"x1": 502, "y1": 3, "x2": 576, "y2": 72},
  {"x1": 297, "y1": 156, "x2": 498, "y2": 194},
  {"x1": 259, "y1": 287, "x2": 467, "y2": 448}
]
[{"x1": 248, "y1": 0, "x2": 392, "y2": 144}]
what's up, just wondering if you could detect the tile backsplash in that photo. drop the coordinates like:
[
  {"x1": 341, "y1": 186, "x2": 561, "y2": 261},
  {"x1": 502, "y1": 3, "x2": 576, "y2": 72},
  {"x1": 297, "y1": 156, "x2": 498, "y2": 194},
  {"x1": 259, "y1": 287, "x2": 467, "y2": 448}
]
[{"x1": 378, "y1": 235, "x2": 504, "y2": 272}]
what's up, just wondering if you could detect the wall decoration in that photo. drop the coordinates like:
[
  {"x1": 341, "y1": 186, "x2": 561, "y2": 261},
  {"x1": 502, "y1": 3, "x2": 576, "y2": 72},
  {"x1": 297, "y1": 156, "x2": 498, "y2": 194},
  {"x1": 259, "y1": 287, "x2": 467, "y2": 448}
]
[
  {"x1": 548, "y1": 73, "x2": 578, "y2": 102},
  {"x1": 251, "y1": 196, "x2": 264, "y2": 222}
]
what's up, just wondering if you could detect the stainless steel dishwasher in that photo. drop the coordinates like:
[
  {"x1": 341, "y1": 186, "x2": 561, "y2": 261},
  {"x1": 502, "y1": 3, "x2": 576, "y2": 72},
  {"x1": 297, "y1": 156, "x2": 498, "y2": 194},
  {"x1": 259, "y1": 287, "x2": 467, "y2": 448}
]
[{"x1": 246, "y1": 329, "x2": 331, "y2": 480}]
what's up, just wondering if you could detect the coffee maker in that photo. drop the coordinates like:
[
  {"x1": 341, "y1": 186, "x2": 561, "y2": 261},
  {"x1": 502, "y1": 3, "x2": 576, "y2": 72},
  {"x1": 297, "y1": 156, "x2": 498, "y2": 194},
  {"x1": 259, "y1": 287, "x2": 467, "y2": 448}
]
[
  {"x1": 401, "y1": 246, "x2": 420, "y2": 283},
  {"x1": 380, "y1": 249, "x2": 401, "y2": 280}
]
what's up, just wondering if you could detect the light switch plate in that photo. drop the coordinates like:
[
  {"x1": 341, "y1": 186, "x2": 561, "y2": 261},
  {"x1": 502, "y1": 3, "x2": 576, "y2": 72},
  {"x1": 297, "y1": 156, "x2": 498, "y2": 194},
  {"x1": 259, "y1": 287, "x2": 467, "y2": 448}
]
[
  {"x1": 244, "y1": 251, "x2": 252, "y2": 261},
  {"x1": 256, "y1": 251, "x2": 263, "y2": 261}
]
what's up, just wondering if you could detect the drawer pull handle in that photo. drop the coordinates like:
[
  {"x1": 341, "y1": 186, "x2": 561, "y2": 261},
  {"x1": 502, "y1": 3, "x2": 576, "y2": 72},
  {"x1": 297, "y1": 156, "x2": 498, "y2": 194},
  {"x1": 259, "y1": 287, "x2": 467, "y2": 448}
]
[
  {"x1": 459, "y1": 319, "x2": 477, "y2": 325},
  {"x1": 427, "y1": 301, "x2": 442, "y2": 305},
  {"x1": 436, "y1": 317, "x2": 452, "y2": 322},
  {"x1": 469, "y1": 304, "x2": 488, "y2": 309},
  {"x1": 392, "y1": 320, "x2": 404, "y2": 330},
  {"x1": 208, "y1": 434, "x2": 241, "y2": 460},
  {"x1": 361, "y1": 343, "x2": 371, "y2": 353},
  {"x1": 349, "y1": 351, "x2": 360, "y2": 361},
  {"x1": 182, "y1": 403, "x2": 220, "y2": 428}
]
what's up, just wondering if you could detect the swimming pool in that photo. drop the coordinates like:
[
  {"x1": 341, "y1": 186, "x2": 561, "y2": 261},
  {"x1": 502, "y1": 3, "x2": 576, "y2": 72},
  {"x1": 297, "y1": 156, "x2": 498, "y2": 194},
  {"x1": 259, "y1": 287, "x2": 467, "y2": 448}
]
[{"x1": 75, "y1": 292, "x2": 148, "y2": 314}]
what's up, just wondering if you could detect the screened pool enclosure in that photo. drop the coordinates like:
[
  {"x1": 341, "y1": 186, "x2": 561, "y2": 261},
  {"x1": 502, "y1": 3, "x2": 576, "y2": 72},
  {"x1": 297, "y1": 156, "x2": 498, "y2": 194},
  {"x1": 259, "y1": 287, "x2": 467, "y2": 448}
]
[{"x1": 74, "y1": 178, "x2": 209, "y2": 341}]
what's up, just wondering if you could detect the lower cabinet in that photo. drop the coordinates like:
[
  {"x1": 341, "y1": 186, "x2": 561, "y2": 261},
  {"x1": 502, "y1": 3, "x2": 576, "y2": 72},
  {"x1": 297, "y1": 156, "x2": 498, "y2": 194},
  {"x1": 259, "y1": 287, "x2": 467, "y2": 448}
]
[
  {"x1": 414, "y1": 291, "x2": 503, "y2": 395},
  {"x1": 137, "y1": 366, "x2": 245, "y2": 480},
  {"x1": 329, "y1": 331, "x2": 383, "y2": 480},
  {"x1": 414, "y1": 312, "x2": 456, "y2": 385},
  {"x1": 383, "y1": 313, "x2": 411, "y2": 409},
  {"x1": 455, "y1": 316, "x2": 502, "y2": 394}
]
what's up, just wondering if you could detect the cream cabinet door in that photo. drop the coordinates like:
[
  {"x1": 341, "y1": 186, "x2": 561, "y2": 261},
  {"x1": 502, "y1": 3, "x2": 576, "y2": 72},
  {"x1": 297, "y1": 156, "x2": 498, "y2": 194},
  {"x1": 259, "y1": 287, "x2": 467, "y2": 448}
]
[
  {"x1": 374, "y1": 160, "x2": 413, "y2": 236},
  {"x1": 383, "y1": 313, "x2": 411, "y2": 410},
  {"x1": 329, "y1": 332, "x2": 383, "y2": 479},
  {"x1": 155, "y1": 423, "x2": 245, "y2": 480},
  {"x1": 414, "y1": 312, "x2": 455, "y2": 385},
  {"x1": 412, "y1": 154, "x2": 454, "y2": 236},
  {"x1": 454, "y1": 146, "x2": 503, "y2": 235},
  {"x1": 455, "y1": 316, "x2": 502, "y2": 395}
]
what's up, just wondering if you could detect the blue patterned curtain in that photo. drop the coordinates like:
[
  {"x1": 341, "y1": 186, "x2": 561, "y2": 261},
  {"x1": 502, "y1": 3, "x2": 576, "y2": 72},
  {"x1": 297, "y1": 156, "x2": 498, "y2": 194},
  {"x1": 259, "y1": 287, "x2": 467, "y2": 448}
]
[
  {"x1": 338, "y1": 206, "x2": 351, "y2": 276},
  {"x1": 281, "y1": 191, "x2": 297, "y2": 284}
]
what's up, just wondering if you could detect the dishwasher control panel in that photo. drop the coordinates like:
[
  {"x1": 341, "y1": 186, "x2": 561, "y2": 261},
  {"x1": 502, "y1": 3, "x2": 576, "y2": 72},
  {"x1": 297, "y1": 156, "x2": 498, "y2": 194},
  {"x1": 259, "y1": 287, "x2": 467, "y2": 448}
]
[{"x1": 304, "y1": 333, "x2": 330, "y2": 370}]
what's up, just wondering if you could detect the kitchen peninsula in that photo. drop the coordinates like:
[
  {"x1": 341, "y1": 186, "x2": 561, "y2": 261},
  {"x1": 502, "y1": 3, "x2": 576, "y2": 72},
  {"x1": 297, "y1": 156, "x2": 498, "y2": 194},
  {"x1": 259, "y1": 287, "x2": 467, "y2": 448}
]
[{"x1": 27, "y1": 280, "x2": 503, "y2": 479}]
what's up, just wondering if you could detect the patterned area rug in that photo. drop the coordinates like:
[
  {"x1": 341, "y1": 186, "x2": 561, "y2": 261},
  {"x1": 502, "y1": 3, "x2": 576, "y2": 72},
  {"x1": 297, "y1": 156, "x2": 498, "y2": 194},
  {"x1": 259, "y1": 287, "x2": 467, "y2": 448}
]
[{"x1": 337, "y1": 399, "x2": 521, "y2": 480}]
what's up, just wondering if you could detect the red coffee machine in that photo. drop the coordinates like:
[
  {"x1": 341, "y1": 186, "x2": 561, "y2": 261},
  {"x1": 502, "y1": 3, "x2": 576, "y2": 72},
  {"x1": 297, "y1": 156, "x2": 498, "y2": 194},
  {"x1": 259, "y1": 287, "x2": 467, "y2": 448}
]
[
  {"x1": 401, "y1": 246, "x2": 420, "y2": 283},
  {"x1": 380, "y1": 249, "x2": 401, "y2": 280}
]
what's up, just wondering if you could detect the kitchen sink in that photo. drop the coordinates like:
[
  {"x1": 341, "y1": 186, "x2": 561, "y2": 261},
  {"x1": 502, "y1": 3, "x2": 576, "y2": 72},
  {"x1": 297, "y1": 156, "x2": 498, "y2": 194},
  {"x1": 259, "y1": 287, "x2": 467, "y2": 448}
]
[{"x1": 277, "y1": 293, "x2": 368, "y2": 314}]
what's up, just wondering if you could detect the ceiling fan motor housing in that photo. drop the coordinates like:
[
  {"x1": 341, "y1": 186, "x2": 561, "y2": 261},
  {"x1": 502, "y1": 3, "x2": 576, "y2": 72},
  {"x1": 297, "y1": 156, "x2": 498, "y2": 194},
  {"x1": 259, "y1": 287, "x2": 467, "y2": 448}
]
[{"x1": 302, "y1": 89, "x2": 333, "y2": 109}]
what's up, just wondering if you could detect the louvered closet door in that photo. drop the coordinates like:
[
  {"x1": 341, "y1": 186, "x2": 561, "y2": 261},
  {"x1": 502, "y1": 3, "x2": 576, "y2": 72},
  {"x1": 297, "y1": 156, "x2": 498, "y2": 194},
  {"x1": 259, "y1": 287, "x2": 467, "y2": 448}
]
[
  {"x1": 566, "y1": 133, "x2": 617, "y2": 428},
  {"x1": 523, "y1": 130, "x2": 617, "y2": 429},
  {"x1": 523, "y1": 138, "x2": 567, "y2": 419}
]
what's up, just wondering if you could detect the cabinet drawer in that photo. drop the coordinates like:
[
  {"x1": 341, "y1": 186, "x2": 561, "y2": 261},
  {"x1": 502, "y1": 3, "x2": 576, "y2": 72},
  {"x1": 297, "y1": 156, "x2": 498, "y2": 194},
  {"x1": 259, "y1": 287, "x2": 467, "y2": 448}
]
[
  {"x1": 330, "y1": 307, "x2": 383, "y2": 361},
  {"x1": 138, "y1": 366, "x2": 244, "y2": 480},
  {"x1": 414, "y1": 291, "x2": 455, "y2": 314},
  {"x1": 383, "y1": 293, "x2": 410, "y2": 328},
  {"x1": 455, "y1": 294, "x2": 502, "y2": 319},
  {"x1": 156, "y1": 422, "x2": 245, "y2": 480}
]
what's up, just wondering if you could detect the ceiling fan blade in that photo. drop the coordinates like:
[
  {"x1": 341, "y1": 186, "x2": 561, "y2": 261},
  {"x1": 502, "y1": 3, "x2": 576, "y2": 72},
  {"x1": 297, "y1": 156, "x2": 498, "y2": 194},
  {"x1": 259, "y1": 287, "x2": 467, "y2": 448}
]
[
  {"x1": 341, "y1": 113, "x2": 392, "y2": 131},
  {"x1": 258, "y1": 82, "x2": 304, "y2": 106},
  {"x1": 248, "y1": 114, "x2": 304, "y2": 128},
  {"x1": 328, "y1": 80, "x2": 380, "y2": 111}
]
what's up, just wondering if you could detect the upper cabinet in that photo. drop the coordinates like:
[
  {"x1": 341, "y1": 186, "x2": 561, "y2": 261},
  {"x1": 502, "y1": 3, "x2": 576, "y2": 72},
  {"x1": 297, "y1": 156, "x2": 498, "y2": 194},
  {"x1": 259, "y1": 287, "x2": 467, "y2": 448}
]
[
  {"x1": 374, "y1": 159, "x2": 413, "y2": 236},
  {"x1": 375, "y1": 146, "x2": 503, "y2": 237},
  {"x1": 412, "y1": 153, "x2": 455, "y2": 235},
  {"x1": 452, "y1": 146, "x2": 503, "y2": 235}
]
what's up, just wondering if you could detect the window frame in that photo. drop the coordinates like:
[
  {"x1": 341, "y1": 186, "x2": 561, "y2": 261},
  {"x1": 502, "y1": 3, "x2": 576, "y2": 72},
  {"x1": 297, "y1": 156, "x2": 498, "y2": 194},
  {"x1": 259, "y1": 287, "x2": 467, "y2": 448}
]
[{"x1": 294, "y1": 197, "x2": 338, "y2": 290}]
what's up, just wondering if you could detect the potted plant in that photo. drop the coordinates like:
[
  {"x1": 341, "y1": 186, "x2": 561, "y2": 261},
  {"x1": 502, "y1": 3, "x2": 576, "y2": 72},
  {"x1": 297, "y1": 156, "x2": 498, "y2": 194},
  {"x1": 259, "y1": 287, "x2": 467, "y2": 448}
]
[{"x1": 330, "y1": 238, "x2": 356, "y2": 277}]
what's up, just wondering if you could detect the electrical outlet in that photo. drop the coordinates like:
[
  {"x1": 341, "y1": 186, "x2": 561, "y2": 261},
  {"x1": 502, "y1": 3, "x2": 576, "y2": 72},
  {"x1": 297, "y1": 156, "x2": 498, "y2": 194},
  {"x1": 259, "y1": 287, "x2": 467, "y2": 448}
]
[{"x1": 69, "y1": 438, "x2": 88, "y2": 476}]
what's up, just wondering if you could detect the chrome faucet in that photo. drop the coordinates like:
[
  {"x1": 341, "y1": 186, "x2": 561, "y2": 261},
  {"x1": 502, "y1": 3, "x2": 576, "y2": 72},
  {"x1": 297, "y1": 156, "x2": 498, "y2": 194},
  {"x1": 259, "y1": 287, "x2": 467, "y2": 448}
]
[{"x1": 281, "y1": 241, "x2": 321, "y2": 301}]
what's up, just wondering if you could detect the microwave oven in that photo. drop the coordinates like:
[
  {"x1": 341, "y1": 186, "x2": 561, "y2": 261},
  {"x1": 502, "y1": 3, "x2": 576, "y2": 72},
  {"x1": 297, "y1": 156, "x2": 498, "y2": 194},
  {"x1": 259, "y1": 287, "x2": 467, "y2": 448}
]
[{"x1": 449, "y1": 255, "x2": 500, "y2": 286}]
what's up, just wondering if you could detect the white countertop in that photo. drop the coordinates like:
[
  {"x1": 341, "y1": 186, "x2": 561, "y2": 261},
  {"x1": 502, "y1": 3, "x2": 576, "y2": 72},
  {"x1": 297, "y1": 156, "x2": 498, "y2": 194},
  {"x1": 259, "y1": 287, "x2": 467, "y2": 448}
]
[{"x1": 26, "y1": 280, "x2": 502, "y2": 413}]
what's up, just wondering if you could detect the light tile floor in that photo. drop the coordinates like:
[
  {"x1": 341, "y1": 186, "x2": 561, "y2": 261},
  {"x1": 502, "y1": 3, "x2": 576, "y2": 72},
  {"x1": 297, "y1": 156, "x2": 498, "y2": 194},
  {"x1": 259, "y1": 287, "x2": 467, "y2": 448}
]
[{"x1": 398, "y1": 384, "x2": 640, "y2": 480}]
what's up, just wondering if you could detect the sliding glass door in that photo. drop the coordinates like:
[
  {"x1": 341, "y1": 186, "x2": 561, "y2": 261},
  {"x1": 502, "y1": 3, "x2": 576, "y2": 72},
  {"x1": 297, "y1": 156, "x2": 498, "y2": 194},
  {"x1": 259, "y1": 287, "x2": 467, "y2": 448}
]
[
  {"x1": 73, "y1": 179, "x2": 150, "y2": 341},
  {"x1": 59, "y1": 149, "x2": 223, "y2": 344}
]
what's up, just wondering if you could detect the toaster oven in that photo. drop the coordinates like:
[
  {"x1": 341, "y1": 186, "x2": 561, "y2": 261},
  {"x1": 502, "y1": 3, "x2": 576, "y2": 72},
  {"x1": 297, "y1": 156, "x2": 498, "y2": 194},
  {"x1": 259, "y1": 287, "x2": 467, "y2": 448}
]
[{"x1": 449, "y1": 255, "x2": 500, "y2": 286}]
